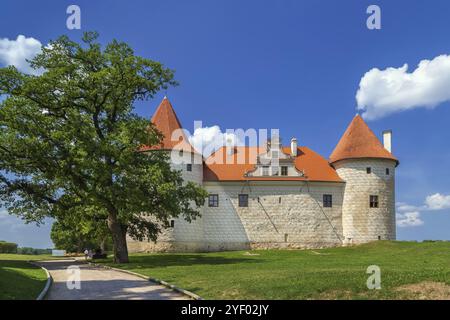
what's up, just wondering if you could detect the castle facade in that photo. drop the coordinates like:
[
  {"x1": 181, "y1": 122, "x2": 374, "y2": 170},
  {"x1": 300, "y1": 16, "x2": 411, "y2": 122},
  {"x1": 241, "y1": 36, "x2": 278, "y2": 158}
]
[{"x1": 128, "y1": 97, "x2": 398, "y2": 252}]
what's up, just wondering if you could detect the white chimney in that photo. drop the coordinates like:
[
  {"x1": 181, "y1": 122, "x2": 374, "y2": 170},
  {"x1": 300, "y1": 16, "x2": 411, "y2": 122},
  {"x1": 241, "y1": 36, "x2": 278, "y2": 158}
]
[
  {"x1": 383, "y1": 130, "x2": 392, "y2": 153},
  {"x1": 290, "y1": 137, "x2": 298, "y2": 157}
]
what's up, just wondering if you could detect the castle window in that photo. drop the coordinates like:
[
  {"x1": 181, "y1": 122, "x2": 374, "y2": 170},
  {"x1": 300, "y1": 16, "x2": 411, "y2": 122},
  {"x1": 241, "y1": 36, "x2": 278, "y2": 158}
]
[
  {"x1": 170, "y1": 220, "x2": 175, "y2": 228},
  {"x1": 208, "y1": 194, "x2": 219, "y2": 207},
  {"x1": 238, "y1": 194, "x2": 248, "y2": 207},
  {"x1": 262, "y1": 166, "x2": 269, "y2": 176},
  {"x1": 370, "y1": 195, "x2": 379, "y2": 208},
  {"x1": 366, "y1": 167, "x2": 371, "y2": 174},
  {"x1": 281, "y1": 166, "x2": 288, "y2": 176},
  {"x1": 386, "y1": 168, "x2": 390, "y2": 175},
  {"x1": 323, "y1": 194, "x2": 333, "y2": 208},
  {"x1": 186, "y1": 163, "x2": 192, "y2": 172}
]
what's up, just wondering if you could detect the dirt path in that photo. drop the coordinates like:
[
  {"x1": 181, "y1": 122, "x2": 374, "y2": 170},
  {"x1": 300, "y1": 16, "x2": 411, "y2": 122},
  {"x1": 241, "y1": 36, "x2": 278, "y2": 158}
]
[{"x1": 37, "y1": 260, "x2": 188, "y2": 300}]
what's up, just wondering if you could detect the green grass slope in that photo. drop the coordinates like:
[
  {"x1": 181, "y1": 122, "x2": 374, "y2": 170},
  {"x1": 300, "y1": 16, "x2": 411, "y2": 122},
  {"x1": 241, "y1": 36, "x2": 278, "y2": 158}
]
[
  {"x1": 0, "y1": 254, "x2": 51, "y2": 300},
  {"x1": 99, "y1": 241, "x2": 450, "y2": 300}
]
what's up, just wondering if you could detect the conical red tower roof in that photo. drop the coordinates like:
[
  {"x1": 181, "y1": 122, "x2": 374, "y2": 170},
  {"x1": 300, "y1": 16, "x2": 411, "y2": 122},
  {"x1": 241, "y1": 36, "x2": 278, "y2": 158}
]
[
  {"x1": 143, "y1": 97, "x2": 196, "y2": 153},
  {"x1": 330, "y1": 114, "x2": 398, "y2": 164}
]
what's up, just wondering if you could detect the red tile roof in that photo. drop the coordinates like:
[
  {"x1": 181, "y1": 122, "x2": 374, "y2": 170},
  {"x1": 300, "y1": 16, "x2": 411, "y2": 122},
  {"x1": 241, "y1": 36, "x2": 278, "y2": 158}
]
[
  {"x1": 141, "y1": 97, "x2": 197, "y2": 153},
  {"x1": 204, "y1": 146, "x2": 343, "y2": 182},
  {"x1": 329, "y1": 114, "x2": 398, "y2": 165}
]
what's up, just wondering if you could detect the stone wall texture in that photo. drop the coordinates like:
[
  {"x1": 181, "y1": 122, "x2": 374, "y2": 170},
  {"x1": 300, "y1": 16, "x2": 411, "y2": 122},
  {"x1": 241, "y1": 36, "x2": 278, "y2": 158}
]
[{"x1": 334, "y1": 158, "x2": 396, "y2": 244}]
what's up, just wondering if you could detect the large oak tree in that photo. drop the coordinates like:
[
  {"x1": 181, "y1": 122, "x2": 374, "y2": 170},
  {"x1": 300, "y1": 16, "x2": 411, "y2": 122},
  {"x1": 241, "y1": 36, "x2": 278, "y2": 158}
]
[{"x1": 0, "y1": 32, "x2": 207, "y2": 263}]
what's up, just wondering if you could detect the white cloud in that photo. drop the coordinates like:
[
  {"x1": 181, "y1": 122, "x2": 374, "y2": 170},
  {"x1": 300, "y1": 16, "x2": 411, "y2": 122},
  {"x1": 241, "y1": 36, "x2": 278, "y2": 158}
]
[
  {"x1": 396, "y1": 202, "x2": 421, "y2": 213},
  {"x1": 425, "y1": 193, "x2": 450, "y2": 210},
  {"x1": 0, "y1": 35, "x2": 42, "y2": 74},
  {"x1": 397, "y1": 211, "x2": 424, "y2": 227},
  {"x1": 396, "y1": 192, "x2": 450, "y2": 228},
  {"x1": 356, "y1": 54, "x2": 450, "y2": 120},
  {"x1": 189, "y1": 125, "x2": 240, "y2": 157}
]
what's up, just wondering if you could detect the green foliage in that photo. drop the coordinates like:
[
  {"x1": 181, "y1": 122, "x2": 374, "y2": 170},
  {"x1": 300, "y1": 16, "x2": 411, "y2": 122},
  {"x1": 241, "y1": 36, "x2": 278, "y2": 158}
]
[
  {"x1": 0, "y1": 32, "x2": 207, "y2": 262},
  {"x1": 51, "y1": 212, "x2": 112, "y2": 253},
  {"x1": 0, "y1": 241, "x2": 18, "y2": 253}
]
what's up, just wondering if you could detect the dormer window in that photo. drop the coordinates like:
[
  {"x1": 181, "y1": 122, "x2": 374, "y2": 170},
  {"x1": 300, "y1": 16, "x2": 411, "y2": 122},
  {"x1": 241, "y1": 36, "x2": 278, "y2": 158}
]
[{"x1": 246, "y1": 135, "x2": 305, "y2": 179}]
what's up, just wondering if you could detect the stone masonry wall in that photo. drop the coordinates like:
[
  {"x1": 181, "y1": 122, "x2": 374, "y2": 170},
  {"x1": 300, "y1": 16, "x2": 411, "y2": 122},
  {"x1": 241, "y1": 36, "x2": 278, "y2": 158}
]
[
  {"x1": 202, "y1": 181, "x2": 344, "y2": 250},
  {"x1": 334, "y1": 159, "x2": 396, "y2": 244}
]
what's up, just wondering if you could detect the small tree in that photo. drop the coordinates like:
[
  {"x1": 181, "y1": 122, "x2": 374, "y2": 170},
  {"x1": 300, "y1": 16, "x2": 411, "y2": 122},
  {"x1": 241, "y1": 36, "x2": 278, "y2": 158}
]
[{"x1": 0, "y1": 32, "x2": 207, "y2": 263}]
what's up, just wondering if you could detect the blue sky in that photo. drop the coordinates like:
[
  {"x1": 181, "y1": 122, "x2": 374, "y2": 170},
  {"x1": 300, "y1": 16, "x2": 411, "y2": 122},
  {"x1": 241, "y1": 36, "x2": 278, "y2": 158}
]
[{"x1": 1, "y1": 0, "x2": 449, "y2": 247}]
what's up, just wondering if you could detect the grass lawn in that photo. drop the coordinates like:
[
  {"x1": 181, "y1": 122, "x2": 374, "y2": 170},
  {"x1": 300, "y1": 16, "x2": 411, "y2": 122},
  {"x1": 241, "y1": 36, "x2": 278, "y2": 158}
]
[
  {"x1": 98, "y1": 241, "x2": 450, "y2": 300},
  {"x1": 0, "y1": 254, "x2": 54, "y2": 300}
]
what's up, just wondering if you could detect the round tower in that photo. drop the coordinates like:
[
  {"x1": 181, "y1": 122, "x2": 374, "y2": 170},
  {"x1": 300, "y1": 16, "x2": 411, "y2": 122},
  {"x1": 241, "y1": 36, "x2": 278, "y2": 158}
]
[
  {"x1": 330, "y1": 115, "x2": 398, "y2": 245},
  {"x1": 128, "y1": 96, "x2": 204, "y2": 252}
]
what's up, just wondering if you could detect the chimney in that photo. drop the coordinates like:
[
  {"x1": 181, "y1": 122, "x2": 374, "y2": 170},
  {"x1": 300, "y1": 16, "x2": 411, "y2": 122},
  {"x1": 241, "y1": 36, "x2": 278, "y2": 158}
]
[
  {"x1": 383, "y1": 130, "x2": 392, "y2": 153},
  {"x1": 290, "y1": 137, "x2": 298, "y2": 157}
]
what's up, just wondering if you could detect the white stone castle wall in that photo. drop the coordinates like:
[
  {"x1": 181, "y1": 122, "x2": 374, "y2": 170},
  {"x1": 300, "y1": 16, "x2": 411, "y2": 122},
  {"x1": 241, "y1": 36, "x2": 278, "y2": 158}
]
[
  {"x1": 334, "y1": 159, "x2": 396, "y2": 244},
  {"x1": 202, "y1": 181, "x2": 345, "y2": 250},
  {"x1": 130, "y1": 178, "x2": 346, "y2": 252}
]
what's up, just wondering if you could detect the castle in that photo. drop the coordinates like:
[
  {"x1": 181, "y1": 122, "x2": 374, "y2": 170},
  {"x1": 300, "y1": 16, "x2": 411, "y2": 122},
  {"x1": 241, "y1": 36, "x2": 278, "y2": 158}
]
[{"x1": 127, "y1": 97, "x2": 399, "y2": 252}]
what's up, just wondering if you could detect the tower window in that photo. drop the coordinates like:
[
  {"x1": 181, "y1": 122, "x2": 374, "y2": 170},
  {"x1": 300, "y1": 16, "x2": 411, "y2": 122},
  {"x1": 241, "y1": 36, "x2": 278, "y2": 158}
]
[
  {"x1": 238, "y1": 194, "x2": 248, "y2": 207},
  {"x1": 262, "y1": 166, "x2": 269, "y2": 176},
  {"x1": 186, "y1": 164, "x2": 192, "y2": 172},
  {"x1": 370, "y1": 195, "x2": 379, "y2": 208},
  {"x1": 366, "y1": 167, "x2": 371, "y2": 174},
  {"x1": 208, "y1": 194, "x2": 219, "y2": 207},
  {"x1": 281, "y1": 166, "x2": 288, "y2": 176},
  {"x1": 170, "y1": 220, "x2": 175, "y2": 228},
  {"x1": 323, "y1": 194, "x2": 333, "y2": 208},
  {"x1": 386, "y1": 168, "x2": 390, "y2": 175}
]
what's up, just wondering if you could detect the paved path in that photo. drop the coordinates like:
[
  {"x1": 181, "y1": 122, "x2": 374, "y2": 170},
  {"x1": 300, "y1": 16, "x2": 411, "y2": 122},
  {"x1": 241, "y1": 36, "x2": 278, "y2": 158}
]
[{"x1": 37, "y1": 260, "x2": 188, "y2": 300}]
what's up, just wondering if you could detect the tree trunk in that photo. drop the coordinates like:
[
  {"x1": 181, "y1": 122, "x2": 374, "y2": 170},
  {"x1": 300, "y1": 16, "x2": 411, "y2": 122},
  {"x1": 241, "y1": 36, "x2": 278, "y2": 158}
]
[
  {"x1": 107, "y1": 213, "x2": 129, "y2": 263},
  {"x1": 100, "y1": 237, "x2": 107, "y2": 253}
]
